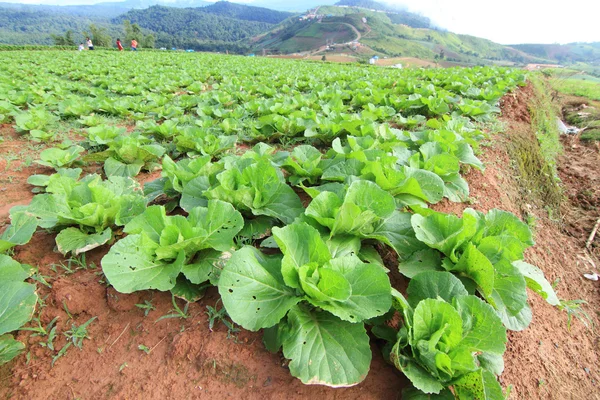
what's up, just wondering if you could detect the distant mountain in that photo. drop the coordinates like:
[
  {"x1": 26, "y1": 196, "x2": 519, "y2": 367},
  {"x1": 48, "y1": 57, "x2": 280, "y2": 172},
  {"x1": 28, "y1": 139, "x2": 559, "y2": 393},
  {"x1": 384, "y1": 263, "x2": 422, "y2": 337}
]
[
  {"x1": 510, "y1": 42, "x2": 600, "y2": 64},
  {"x1": 111, "y1": 0, "x2": 209, "y2": 9},
  {"x1": 0, "y1": 2, "x2": 129, "y2": 18},
  {"x1": 0, "y1": 0, "x2": 211, "y2": 18},
  {"x1": 112, "y1": 3, "x2": 293, "y2": 50},
  {"x1": 200, "y1": 1, "x2": 296, "y2": 24}
]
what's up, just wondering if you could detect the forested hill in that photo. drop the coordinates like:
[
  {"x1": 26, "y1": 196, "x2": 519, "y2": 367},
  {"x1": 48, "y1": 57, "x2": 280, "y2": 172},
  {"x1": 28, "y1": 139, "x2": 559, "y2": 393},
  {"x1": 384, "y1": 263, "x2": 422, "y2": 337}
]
[
  {"x1": 200, "y1": 2, "x2": 294, "y2": 24},
  {"x1": 0, "y1": 9, "x2": 122, "y2": 45},
  {"x1": 112, "y1": 5, "x2": 280, "y2": 43}
]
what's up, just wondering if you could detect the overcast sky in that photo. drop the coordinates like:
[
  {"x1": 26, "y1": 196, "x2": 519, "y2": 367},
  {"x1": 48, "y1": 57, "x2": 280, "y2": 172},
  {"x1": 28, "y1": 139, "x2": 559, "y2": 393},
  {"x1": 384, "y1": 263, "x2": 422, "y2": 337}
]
[
  {"x1": 3, "y1": 0, "x2": 600, "y2": 44},
  {"x1": 391, "y1": 0, "x2": 600, "y2": 44}
]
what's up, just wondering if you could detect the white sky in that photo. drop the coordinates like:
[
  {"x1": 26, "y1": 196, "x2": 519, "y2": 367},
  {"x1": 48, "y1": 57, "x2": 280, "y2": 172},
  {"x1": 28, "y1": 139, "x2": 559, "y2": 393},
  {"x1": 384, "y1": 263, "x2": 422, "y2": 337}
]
[
  {"x1": 4, "y1": 0, "x2": 600, "y2": 44},
  {"x1": 388, "y1": 0, "x2": 600, "y2": 44}
]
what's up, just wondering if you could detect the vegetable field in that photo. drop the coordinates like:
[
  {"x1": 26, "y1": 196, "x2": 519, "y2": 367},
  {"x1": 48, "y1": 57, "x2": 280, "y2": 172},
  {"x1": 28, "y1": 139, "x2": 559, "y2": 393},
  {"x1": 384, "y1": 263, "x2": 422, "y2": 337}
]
[{"x1": 0, "y1": 51, "x2": 595, "y2": 399}]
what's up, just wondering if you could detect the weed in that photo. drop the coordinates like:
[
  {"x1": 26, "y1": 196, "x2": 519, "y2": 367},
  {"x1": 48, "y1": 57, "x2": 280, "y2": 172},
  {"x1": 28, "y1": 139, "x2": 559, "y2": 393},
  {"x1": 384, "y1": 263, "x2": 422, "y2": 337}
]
[
  {"x1": 506, "y1": 75, "x2": 564, "y2": 213},
  {"x1": 135, "y1": 300, "x2": 156, "y2": 317},
  {"x1": 42, "y1": 325, "x2": 59, "y2": 351},
  {"x1": 551, "y1": 77, "x2": 600, "y2": 101},
  {"x1": 51, "y1": 342, "x2": 70, "y2": 367},
  {"x1": 64, "y1": 316, "x2": 97, "y2": 349},
  {"x1": 206, "y1": 300, "x2": 240, "y2": 339},
  {"x1": 62, "y1": 301, "x2": 73, "y2": 320},
  {"x1": 581, "y1": 128, "x2": 600, "y2": 141},
  {"x1": 156, "y1": 294, "x2": 189, "y2": 322},
  {"x1": 30, "y1": 268, "x2": 53, "y2": 288},
  {"x1": 504, "y1": 384, "x2": 513, "y2": 399},
  {"x1": 51, "y1": 254, "x2": 94, "y2": 275},
  {"x1": 558, "y1": 299, "x2": 594, "y2": 331},
  {"x1": 138, "y1": 344, "x2": 151, "y2": 354},
  {"x1": 507, "y1": 120, "x2": 563, "y2": 212},
  {"x1": 525, "y1": 213, "x2": 537, "y2": 230},
  {"x1": 538, "y1": 379, "x2": 545, "y2": 387},
  {"x1": 22, "y1": 316, "x2": 59, "y2": 345},
  {"x1": 3, "y1": 154, "x2": 18, "y2": 171}
]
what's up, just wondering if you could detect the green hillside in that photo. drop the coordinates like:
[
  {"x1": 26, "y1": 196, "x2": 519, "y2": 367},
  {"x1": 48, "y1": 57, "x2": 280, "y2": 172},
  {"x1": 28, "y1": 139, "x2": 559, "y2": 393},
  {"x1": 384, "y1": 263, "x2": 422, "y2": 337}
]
[
  {"x1": 114, "y1": 6, "x2": 270, "y2": 42},
  {"x1": 111, "y1": 3, "x2": 296, "y2": 50},
  {"x1": 251, "y1": 5, "x2": 545, "y2": 65}
]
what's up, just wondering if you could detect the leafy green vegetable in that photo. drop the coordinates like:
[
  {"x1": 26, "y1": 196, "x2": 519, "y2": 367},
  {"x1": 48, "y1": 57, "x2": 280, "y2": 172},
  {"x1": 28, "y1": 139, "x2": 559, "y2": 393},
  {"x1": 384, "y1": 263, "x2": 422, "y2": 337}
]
[
  {"x1": 0, "y1": 212, "x2": 38, "y2": 254},
  {"x1": 35, "y1": 145, "x2": 84, "y2": 170},
  {"x1": 0, "y1": 255, "x2": 37, "y2": 365},
  {"x1": 389, "y1": 271, "x2": 507, "y2": 399},
  {"x1": 281, "y1": 145, "x2": 324, "y2": 185},
  {"x1": 306, "y1": 180, "x2": 424, "y2": 257},
  {"x1": 55, "y1": 227, "x2": 112, "y2": 256},
  {"x1": 14, "y1": 107, "x2": 58, "y2": 133},
  {"x1": 218, "y1": 221, "x2": 392, "y2": 387},
  {"x1": 23, "y1": 173, "x2": 146, "y2": 254},
  {"x1": 204, "y1": 157, "x2": 304, "y2": 224},
  {"x1": 102, "y1": 201, "x2": 243, "y2": 293},
  {"x1": 405, "y1": 208, "x2": 555, "y2": 331}
]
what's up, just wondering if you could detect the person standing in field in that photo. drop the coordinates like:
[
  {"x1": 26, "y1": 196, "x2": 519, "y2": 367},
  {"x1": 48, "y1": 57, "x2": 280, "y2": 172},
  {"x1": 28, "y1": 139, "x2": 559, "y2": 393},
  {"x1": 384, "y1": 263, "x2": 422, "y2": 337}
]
[
  {"x1": 131, "y1": 39, "x2": 138, "y2": 51},
  {"x1": 86, "y1": 37, "x2": 94, "y2": 50},
  {"x1": 78, "y1": 43, "x2": 84, "y2": 51},
  {"x1": 116, "y1": 38, "x2": 123, "y2": 51}
]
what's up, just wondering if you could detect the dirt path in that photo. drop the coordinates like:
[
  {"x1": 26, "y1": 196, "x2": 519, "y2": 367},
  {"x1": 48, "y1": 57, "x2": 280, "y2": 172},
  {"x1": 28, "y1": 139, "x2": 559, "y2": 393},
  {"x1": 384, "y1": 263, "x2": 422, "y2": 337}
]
[
  {"x1": 342, "y1": 22, "x2": 361, "y2": 42},
  {"x1": 0, "y1": 125, "x2": 52, "y2": 225},
  {"x1": 306, "y1": 22, "x2": 362, "y2": 57}
]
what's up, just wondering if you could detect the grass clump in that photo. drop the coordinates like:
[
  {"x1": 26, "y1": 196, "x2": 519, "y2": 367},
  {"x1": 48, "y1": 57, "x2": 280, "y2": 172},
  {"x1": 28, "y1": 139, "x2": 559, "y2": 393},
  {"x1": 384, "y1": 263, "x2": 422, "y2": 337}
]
[{"x1": 581, "y1": 128, "x2": 600, "y2": 141}]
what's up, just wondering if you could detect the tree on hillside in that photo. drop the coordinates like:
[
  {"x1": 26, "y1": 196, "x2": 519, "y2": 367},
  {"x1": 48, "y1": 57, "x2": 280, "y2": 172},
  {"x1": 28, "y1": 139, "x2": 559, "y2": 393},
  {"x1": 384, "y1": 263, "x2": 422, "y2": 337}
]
[
  {"x1": 143, "y1": 34, "x2": 155, "y2": 49},
  {"x1": 83, "y1": 24, "x2": 111, "y2": 47},
  {"x1": 51, "y1": 30, "x2": 76, "y2": 46},
  {"x1": 123, "y1": 20, "x2": 155, "y2": 48}
]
